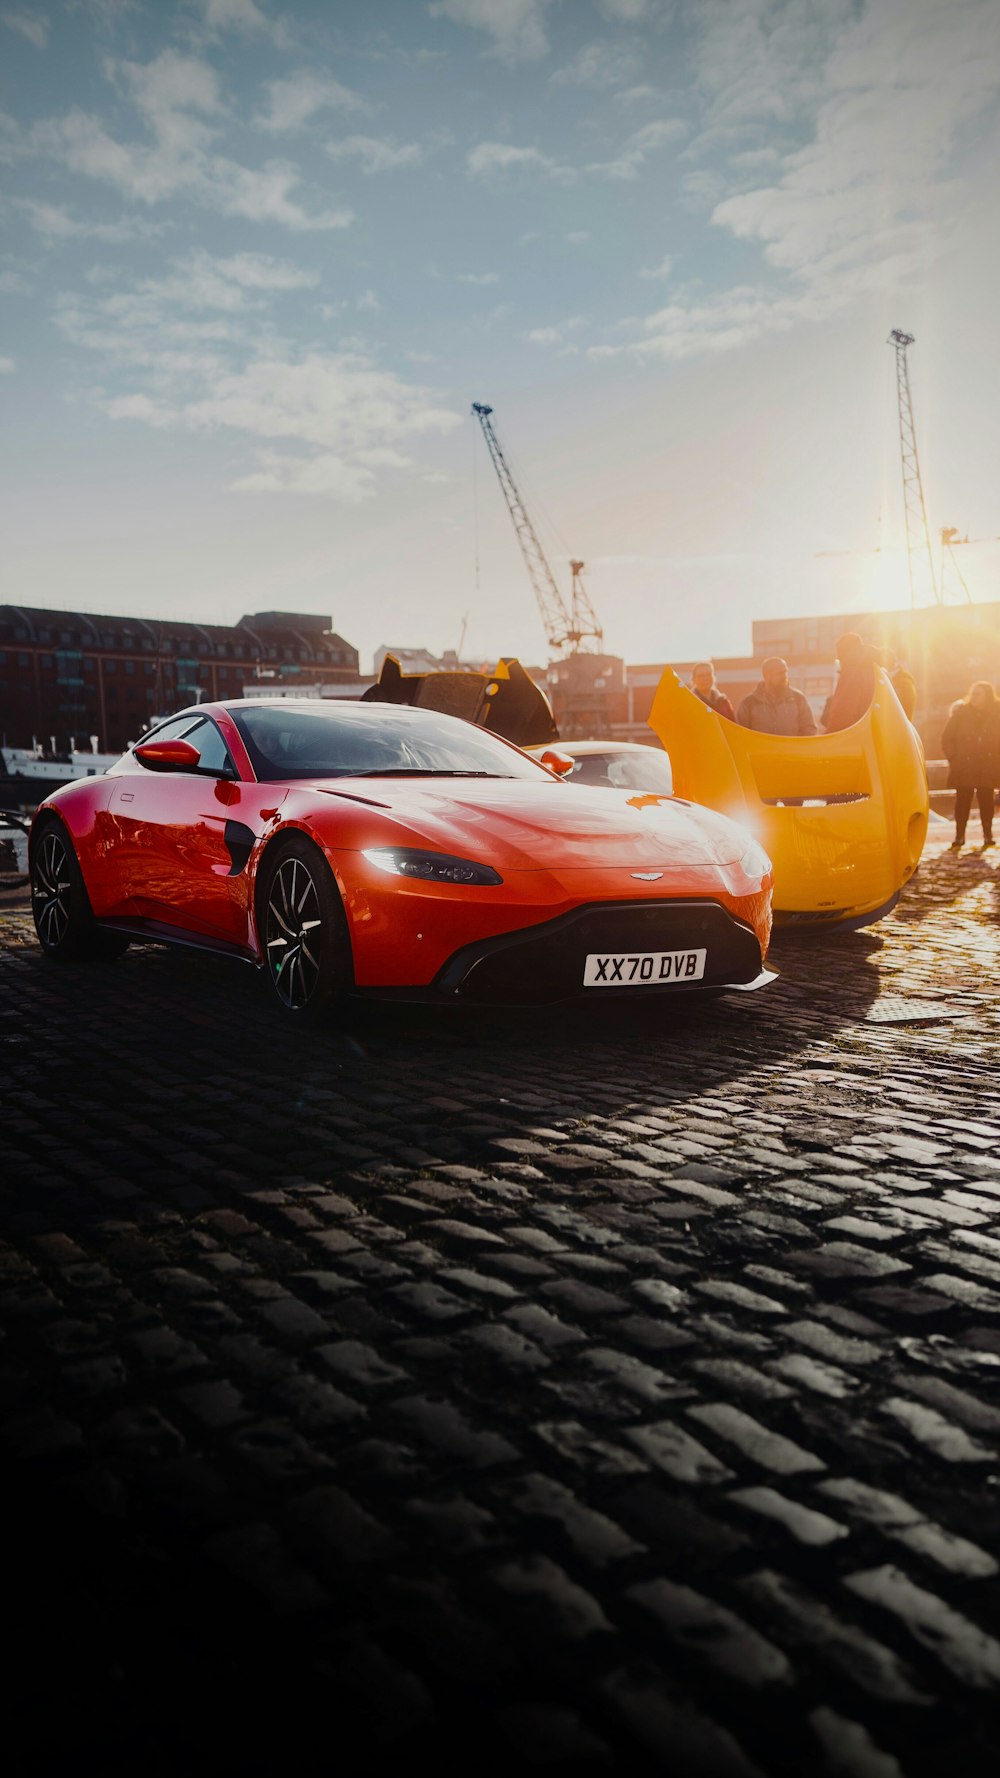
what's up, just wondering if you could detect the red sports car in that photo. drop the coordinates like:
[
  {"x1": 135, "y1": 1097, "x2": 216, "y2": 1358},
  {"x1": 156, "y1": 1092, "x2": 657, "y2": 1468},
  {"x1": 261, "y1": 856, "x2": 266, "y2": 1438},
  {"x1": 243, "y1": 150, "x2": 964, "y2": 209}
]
[{"x1": 29, "y1": 699, "x2": 774, "y2": 1015}]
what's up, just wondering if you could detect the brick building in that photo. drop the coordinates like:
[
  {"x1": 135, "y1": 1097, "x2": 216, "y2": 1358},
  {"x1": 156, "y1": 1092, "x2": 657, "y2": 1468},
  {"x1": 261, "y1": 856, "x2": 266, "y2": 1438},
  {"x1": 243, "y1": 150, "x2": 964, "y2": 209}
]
[
  {"x1": 5, "y1": 598, "x2": 999, "y2": 760},
  {"x1": 0, "y1": 606, "x2": 359, "y2": 753}
]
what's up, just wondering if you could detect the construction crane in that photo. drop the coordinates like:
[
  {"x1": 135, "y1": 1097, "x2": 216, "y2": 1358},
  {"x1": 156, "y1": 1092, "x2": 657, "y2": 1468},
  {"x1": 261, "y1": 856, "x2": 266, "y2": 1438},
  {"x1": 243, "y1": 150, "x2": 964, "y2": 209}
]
[
  {"x1": 471, "y1": 402, "x2": 604, "y2": 654},
  {"x1": 888, "y1": 329, "x2": 939, "y2": 605}
]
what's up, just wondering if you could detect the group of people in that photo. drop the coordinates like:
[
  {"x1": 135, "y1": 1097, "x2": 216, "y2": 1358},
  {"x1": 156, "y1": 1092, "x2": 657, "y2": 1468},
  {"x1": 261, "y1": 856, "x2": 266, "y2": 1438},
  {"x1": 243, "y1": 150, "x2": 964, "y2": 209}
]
[
  {"x1": 690, "y1": 633, "x2": 915, "y2": 739},
  {"x1": 690, "y1": 641, "x2": 1000, "y2": 852}
]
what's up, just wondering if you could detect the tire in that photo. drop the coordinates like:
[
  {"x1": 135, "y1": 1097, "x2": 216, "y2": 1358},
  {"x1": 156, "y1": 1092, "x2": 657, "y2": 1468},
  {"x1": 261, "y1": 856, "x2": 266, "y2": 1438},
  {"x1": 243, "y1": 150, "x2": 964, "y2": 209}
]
[
  {"x1": 259, "y1": 835, "x2": 351, "y2": 1017},
  {"x1": 31, "y1": 818, "x2": 130, "y2": 962}
]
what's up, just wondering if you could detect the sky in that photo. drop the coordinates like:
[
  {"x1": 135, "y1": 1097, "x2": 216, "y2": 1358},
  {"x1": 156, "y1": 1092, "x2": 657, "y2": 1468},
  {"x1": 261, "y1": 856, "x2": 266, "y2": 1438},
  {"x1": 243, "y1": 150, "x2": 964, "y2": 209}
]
[{"x1": 2, "y1": 0, "x2": 1000, "y2": 674}]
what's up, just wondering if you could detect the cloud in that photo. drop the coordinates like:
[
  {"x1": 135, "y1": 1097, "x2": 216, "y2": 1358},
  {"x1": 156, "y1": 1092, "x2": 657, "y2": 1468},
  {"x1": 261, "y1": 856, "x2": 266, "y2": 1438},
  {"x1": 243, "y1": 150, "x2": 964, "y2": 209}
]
[
  {"x1": 551, "y1": 43, "x2": 641, "y2": 88},
  {"x1": 2, "y1": 10, "x2": 49, "y2": 48},
  {"x1": 103, "y1": 390, "x2": 173, "y2": 425},
  {"x1": 598, "y1": 0, "x2": 652, "y2": 18},
  {"x1": 197, "y1": 0, "x2": 278, "y2": 38},
  {"x1": 688, "y1": 0, "x2": 854, "y2": 145},
  {"x1": 589, "y1": 0, "x2": 1000, "y2": 368},
  {"x1": 458, "y1": 271, "x2": 499, "y2": 284},
  {"x1": 526, "y1": 315, "x2": 585, "y2": 349},
  {"x1": 181, "y1": 354, "x2": 460, "y2": 496},
  {"x1": 588, "y1": 116, "x2": 684, "y2": 180},
  {"x1": 31, "y1": 51, "x2": 353, "y2": 230},
  {"x1": 710, "y1": 0, "x2": 1000, "y2": 284},
  {"x1": 258, "y1": 72, "x2": 364, "y2": 133},
  {"x1": 209, "y1": 159, "x2": 354, "y2": 230},
  {"x1": 467, "y1": 140, "x2": 575, "y2": 183},
  {"x1": 16, "y1": 197, "x2": 166, "y2": 241},
  {"x1": 54, "y1": 258, "x2": 460, "y2": 499},
  {"x1": 326, "y1": 135, "x2": 423, "y2": 174},
  {"x1": 429, "y1": 0, "x2": 556, "y2": 62},
  {"x1": 230, "y1": 451, "x2": 380, "y2": 499},
  {"x1": 640, "y1": 254, "x2": 673, "y2": 279},
  {"x1": 0, "y1": 354, "x2": 15, "y2": 371},
  {"x1": 589, "y1": 282, "x2": 841, "y2": 363},
  {"x1": 113, "y1": 49, "x2": 223, "y2": 134}
]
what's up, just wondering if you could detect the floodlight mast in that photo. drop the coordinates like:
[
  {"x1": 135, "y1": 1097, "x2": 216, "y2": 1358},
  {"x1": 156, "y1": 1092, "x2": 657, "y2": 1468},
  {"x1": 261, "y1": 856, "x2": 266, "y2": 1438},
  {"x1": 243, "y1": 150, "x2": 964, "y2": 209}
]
[
  {"x1": 888, "y1": 329, "x2": 939, "y2": 605},
  {"x1": 471, "y1": 402, "x2": 604, "y2": 653}
]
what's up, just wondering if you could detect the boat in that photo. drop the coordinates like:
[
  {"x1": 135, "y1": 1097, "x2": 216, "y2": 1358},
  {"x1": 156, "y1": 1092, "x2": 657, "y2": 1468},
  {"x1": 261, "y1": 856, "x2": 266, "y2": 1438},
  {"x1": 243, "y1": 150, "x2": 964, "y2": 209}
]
[
  {"x1": 0, "y1": 740, "x2": 121, "y2": 811},
  {"x1": 647, "y1": 666, "x2": 929, "y2": 929}
]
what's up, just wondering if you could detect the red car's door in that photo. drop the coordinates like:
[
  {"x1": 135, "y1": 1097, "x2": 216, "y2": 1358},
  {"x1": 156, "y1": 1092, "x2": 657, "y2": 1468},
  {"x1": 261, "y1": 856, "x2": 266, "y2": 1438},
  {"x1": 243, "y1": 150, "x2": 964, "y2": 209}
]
[{"x1": 105, "y1": 716, "x2": 249, "y2": 944}]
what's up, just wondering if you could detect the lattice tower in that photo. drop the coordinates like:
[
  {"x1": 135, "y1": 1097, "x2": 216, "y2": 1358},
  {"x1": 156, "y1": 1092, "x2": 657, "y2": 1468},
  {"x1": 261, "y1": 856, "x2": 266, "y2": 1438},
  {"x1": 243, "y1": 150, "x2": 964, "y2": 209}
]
[{"x1": 888, "y1": 329, "x2": 939, "y2": 605}]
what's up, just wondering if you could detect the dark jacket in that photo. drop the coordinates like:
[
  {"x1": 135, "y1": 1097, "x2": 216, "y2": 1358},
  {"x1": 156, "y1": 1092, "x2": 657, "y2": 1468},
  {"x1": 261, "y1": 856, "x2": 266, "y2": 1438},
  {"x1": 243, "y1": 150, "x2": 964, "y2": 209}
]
[
  {"x1": 942, "y1": 701, "x2": 1000, "y2": 789},
  {"x1": 693, "y1": 686, "x2": 736, "y2": 721},
  {"x1": 736, "y1": 682, "x2": 816, "y2": 737},
  {"x1": 821, "y1": 646, "x2": 878, "y2": 731}
]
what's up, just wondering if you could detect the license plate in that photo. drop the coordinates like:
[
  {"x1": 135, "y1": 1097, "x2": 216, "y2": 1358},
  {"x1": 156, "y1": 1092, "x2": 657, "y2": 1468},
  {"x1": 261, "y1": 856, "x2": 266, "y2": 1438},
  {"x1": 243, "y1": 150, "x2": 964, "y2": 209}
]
[{"x1": 583, "y1": 948, "x2": 707, "y2": 987}]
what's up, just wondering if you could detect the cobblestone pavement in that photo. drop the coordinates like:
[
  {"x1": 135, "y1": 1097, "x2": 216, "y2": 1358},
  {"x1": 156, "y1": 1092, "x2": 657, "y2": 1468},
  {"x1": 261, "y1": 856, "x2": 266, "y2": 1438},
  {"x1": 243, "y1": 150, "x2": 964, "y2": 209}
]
[{"x1": 3, "y1": 828, "x2": 1000, "y2": 1777}]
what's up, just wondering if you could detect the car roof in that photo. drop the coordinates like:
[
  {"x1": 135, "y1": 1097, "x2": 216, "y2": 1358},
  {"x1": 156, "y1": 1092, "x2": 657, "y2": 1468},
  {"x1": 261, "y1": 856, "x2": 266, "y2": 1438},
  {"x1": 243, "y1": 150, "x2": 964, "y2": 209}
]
[
  {"x1": 528, "y1": 738, "x2": 663, "y2": 756},
  {"x1": 211, "y1": 699, "x2": 476, "y2": 722}
]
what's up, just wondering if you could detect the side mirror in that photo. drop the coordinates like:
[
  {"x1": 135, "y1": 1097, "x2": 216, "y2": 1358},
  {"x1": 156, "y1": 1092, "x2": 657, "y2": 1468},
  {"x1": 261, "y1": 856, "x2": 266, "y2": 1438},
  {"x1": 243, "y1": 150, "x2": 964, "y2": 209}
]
[
  {"x1": 134, "y1": 738, "x2": 202, "y2": 772},
  {"x1": 538, "y1": 747, "x2": 576, "y2": 777}
]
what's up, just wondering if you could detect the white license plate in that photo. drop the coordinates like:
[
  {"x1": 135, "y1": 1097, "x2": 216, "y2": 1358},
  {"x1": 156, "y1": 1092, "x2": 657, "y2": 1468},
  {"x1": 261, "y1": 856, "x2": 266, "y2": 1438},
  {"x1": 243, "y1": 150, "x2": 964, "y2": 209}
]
[{"x1": 583, "y1": 948, "x2": 707, "y2": 987}]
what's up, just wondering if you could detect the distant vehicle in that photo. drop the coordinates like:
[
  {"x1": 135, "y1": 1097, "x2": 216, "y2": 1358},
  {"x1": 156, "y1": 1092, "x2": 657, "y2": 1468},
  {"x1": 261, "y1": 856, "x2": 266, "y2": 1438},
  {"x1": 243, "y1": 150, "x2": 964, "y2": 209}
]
[
  {"x1": 530, "y1": 739, "x2": 673, "y2": 796},
  {"x1": 29, "y1": 698, "x2": 774, "y2": 1014}
]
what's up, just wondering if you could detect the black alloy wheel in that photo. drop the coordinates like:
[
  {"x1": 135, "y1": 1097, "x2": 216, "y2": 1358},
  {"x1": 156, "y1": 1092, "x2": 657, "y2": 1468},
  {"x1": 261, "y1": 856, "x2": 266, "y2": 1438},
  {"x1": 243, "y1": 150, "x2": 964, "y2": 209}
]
[
  {"x1": 31, "y1": 819, "x2": 129, "y2": 961},
  {"x1": 261, "y1": 835, "x2": 349, "y2": 1015}
]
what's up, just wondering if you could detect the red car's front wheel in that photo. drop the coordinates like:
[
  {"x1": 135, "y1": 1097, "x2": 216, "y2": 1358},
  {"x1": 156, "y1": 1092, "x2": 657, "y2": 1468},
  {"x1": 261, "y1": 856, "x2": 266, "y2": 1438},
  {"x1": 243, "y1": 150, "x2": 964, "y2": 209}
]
[
  {"x1": 260, "y1": 836, "x2": 350, "y2": 1016},
  {"x1": 30, "y1": 818, "x2": 129, "y2": 962}
]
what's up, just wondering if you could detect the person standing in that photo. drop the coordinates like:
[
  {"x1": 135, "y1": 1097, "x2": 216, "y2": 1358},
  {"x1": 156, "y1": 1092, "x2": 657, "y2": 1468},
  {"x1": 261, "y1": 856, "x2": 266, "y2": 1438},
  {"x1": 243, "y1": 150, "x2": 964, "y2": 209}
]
[
  {"x1": 736, "y1": 658, "x2": 816, "y2": 736},
  {"x1": 886, "y1": 653, "x2": 918, "y2": 722},
  {"x1": 821, "y1": 632, "x2": 879, "y2": 731},
  {"x1": 942, "y1": 682, "x2": 1000, "y2": 850},
  {"x1": 690, "y1": 661, "x2": 735, "y2": 721}
]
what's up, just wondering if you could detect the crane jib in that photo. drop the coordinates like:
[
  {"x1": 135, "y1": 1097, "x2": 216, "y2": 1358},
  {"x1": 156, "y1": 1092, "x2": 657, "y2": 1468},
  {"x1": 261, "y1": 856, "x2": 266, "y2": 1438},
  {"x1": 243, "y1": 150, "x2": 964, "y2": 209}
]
[{"x1": 471, "y1": 400, "x2": 604, "y2": 655}]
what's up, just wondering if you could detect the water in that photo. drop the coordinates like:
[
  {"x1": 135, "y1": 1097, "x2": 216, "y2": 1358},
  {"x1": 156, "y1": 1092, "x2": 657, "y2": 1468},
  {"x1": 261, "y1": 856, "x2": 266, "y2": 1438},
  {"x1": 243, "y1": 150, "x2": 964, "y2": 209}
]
[{"x1": 0, "y1": 824, "x2": 29, "y2": 872}]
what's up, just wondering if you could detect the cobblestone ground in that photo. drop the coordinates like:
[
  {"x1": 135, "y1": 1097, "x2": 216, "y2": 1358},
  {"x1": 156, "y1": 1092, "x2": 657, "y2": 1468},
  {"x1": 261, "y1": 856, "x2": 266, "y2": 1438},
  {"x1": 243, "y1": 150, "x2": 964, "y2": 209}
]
[{"x1": 3, "y1": 828, "x2": 1000, "y2": 1777}]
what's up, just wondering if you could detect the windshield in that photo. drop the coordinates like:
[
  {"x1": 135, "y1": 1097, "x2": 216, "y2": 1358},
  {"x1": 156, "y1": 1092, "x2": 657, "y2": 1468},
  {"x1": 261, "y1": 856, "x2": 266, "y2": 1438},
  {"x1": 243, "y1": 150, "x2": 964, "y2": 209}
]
[
  {"x1": 567, "y1": 749, "x2": 674, "y2": 793},
  {"x1": 232, "y1": 703, "x2": 551, "y2": 783}
]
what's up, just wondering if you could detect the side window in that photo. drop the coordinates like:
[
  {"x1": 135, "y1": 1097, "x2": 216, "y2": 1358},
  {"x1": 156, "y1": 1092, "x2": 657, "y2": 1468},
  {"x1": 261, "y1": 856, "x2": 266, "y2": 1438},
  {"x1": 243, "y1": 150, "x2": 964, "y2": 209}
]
[
  {"x1": 137, "y1": 714, "x2": 202, "y2": 747},
  {"x1": 184, "y1": 718, "x2": 235, "y2": 777},
  {"x1": 570, "y1": 754, "x2": 613, "y2": 785}
]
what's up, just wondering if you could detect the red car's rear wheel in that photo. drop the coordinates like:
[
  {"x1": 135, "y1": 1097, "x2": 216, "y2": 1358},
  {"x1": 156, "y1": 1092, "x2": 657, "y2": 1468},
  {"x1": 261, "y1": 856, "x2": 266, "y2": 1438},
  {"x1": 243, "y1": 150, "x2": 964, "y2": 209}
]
[{"x1": 260, "y1": 836, "x2": 350, "y2": 1016}]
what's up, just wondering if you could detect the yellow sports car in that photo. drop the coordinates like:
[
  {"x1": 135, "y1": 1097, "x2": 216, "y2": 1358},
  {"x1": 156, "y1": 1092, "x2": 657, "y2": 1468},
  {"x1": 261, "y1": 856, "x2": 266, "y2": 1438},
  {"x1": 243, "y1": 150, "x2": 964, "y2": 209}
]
[{"x1": 648, "y1": 667, "x2": 928, "y2": 929}]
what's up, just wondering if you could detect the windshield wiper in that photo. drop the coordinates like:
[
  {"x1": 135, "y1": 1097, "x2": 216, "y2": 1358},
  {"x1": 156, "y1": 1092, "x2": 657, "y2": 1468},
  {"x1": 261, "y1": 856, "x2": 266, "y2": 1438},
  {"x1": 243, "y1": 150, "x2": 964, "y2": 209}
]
[{"x1": 351, "y1": 768, "x2": 513, "y2": 778}]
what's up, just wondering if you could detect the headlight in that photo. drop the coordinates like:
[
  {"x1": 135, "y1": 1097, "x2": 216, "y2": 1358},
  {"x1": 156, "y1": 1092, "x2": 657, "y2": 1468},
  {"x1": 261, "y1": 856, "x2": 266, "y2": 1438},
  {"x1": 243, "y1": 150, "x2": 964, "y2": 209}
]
[
  {"x1": 740, "y1": 837, "x2": 772, "y2": 879},
  {"x1": 363, "y1": 847, "x2": 503, "y2": 885}
]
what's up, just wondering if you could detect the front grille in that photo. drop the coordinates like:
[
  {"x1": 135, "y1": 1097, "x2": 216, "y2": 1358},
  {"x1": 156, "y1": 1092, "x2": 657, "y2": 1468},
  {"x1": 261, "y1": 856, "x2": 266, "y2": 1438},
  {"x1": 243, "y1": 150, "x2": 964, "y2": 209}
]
[{"x1": 437, "y1": 899, "x2": 763, "y2": 1004}]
